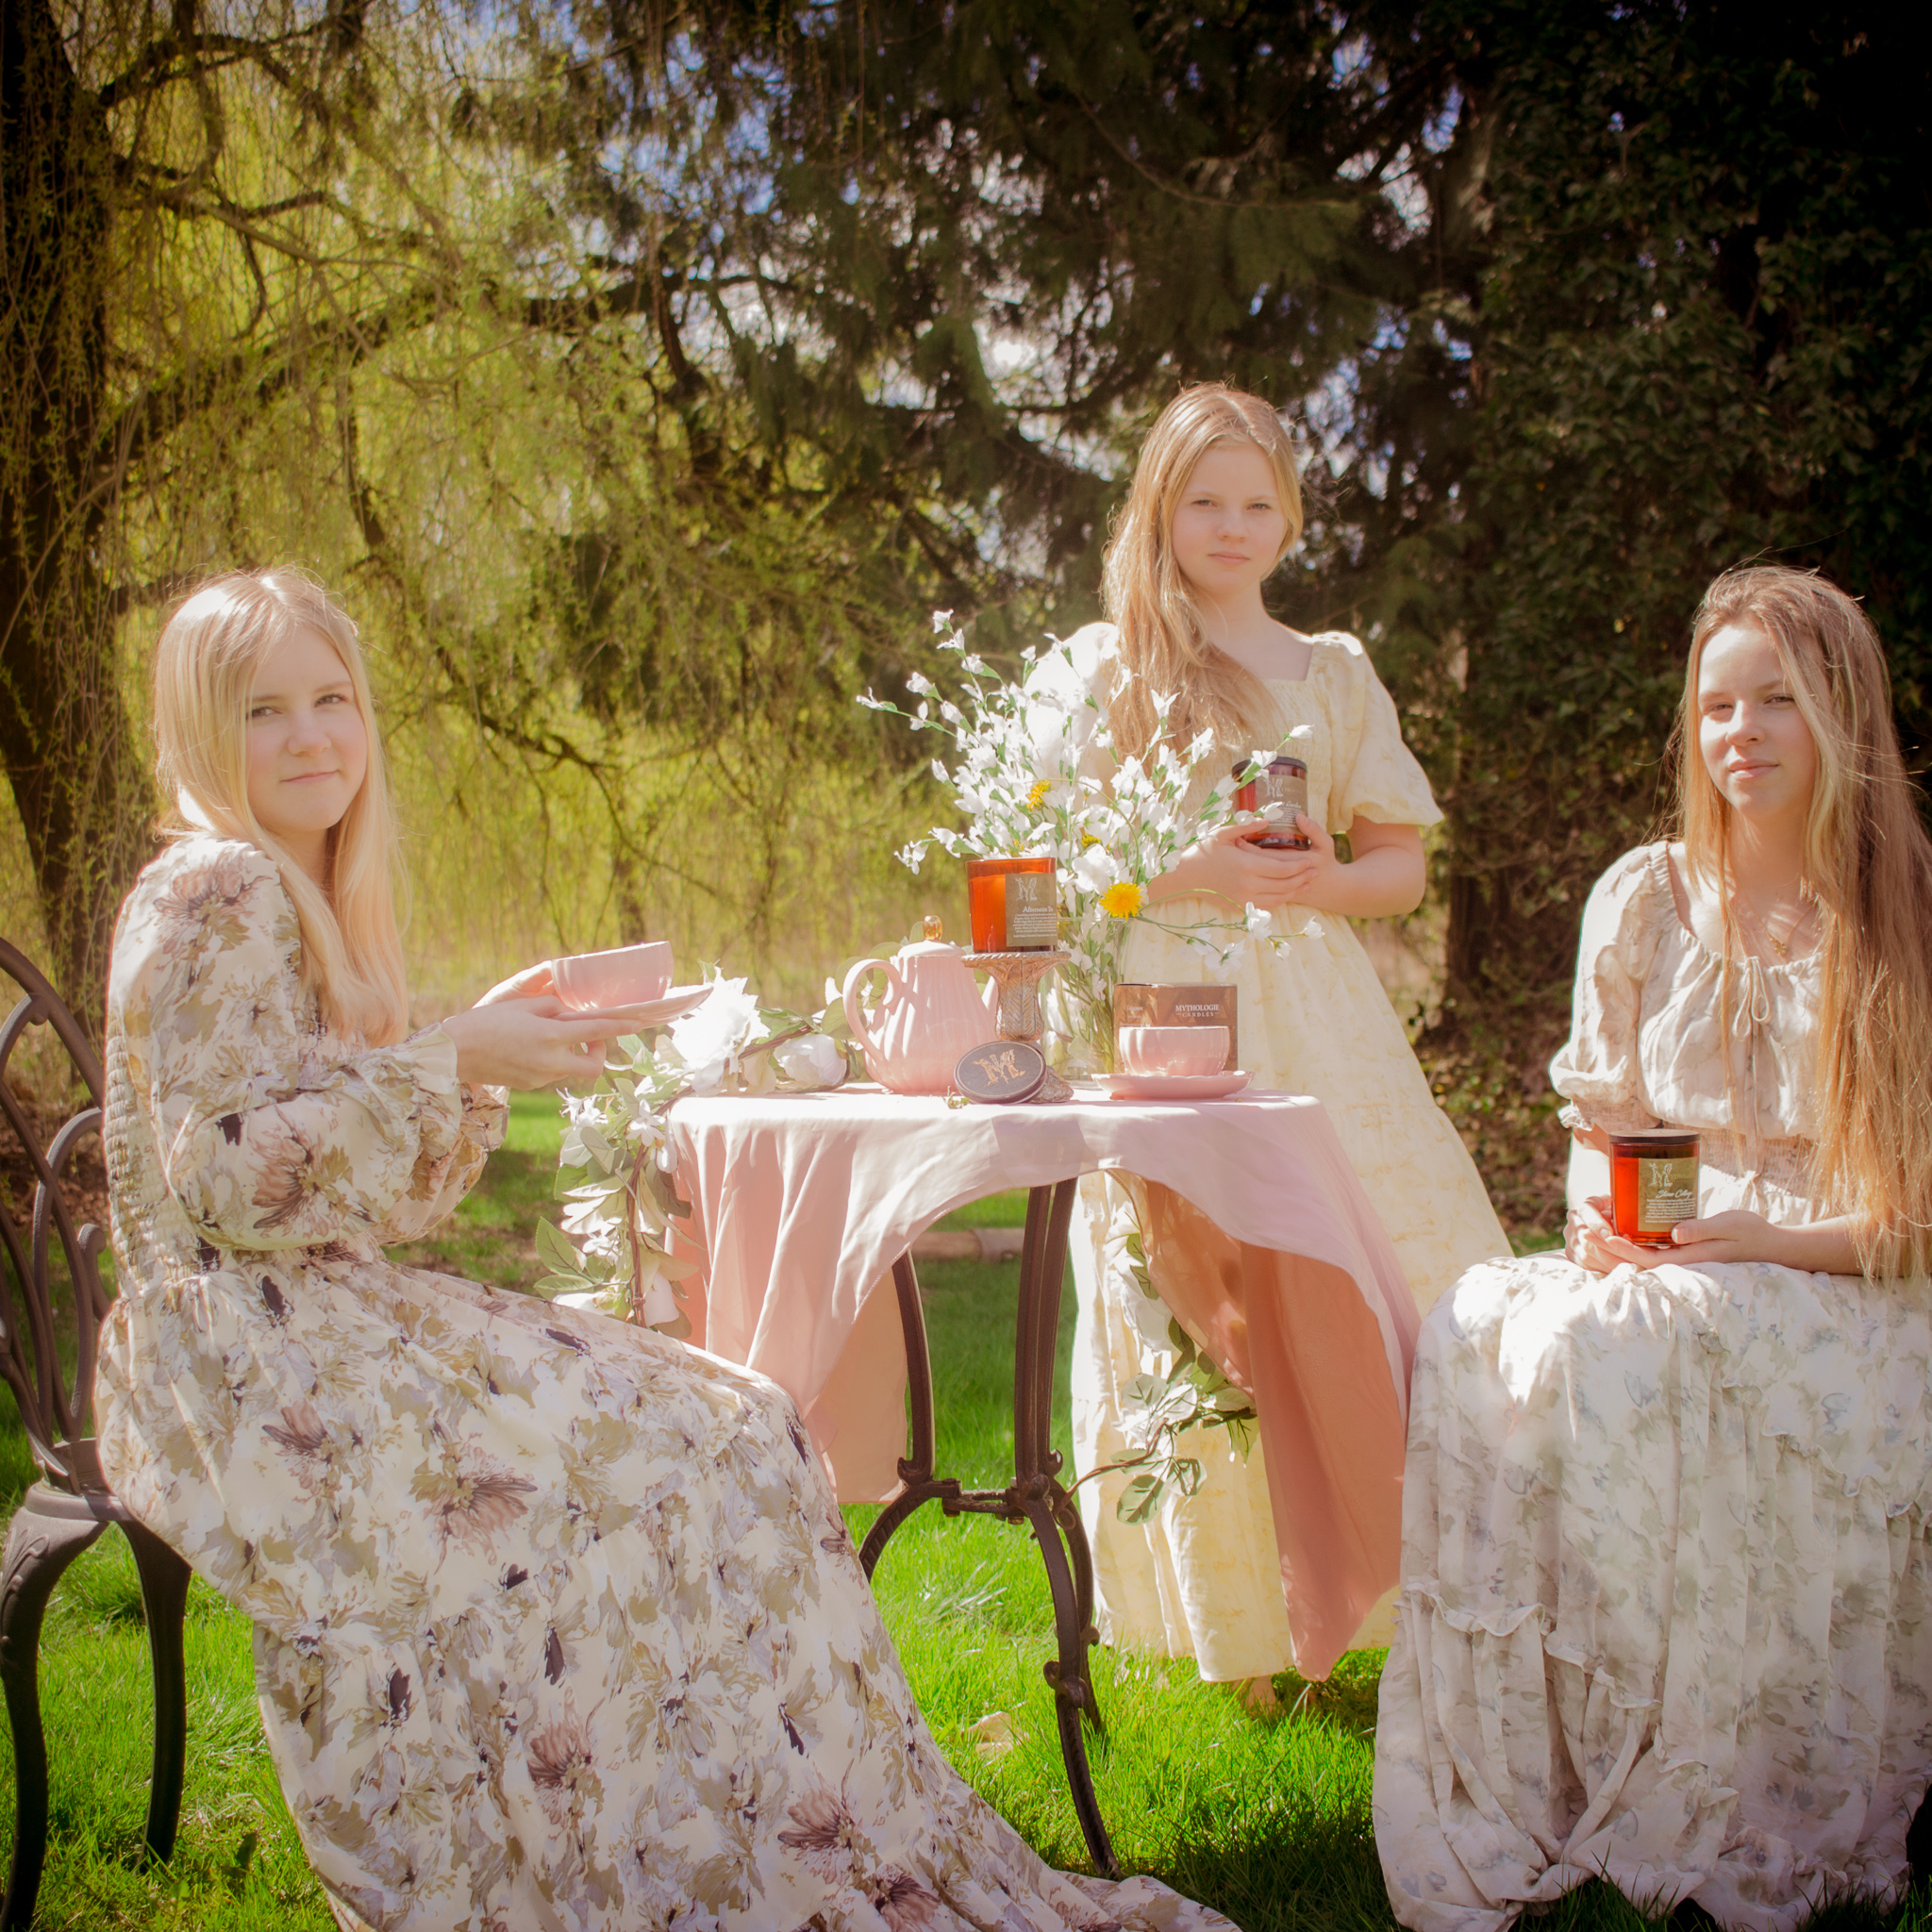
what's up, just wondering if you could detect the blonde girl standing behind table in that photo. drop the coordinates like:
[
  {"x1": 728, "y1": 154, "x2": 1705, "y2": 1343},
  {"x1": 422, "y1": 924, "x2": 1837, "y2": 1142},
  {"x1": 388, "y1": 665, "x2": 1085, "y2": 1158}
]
[{"x1": 1039, "y1": 383, "x2": 1509, "y2": 1689}]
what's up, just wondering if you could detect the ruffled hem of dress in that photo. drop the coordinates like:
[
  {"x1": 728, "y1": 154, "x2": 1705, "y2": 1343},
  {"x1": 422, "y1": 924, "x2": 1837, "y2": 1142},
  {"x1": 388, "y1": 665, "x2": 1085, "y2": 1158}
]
[
  {"x1": 1397, "y1": 1581, "x2": 1666, "y2": 1713},
  {"x1": 1380, "y1": 1586, "x2": 1917, "y2": 1932}
]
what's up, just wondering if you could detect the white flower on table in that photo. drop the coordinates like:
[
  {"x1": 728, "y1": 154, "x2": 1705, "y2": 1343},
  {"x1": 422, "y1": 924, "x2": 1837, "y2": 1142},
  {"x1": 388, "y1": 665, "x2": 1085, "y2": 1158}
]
[
  {"x1": 668, "y1": 977, "x2": 768, "y2": 1092},
  {"x1": 773, "y1": 1034, "x2": 846, "y2": 1090}
]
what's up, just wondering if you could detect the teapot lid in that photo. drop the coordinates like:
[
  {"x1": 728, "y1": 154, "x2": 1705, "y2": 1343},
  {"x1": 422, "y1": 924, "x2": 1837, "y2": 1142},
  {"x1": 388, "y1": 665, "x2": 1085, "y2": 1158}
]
[{"x1": 899, "y1": 914, "x2": 963, "y2": 960}]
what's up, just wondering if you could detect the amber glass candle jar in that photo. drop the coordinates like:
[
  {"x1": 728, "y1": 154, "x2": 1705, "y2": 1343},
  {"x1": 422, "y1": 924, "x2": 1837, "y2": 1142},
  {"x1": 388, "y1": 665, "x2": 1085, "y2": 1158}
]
[
  {"x1": 966, "y1": 856, "x2": 1057, "y2": 951},
  {"x1": 1608, "y1": 1128, "x2": 1701, "y2": 1247},
  {"x1": 1233, "y1": 757, "x2": 1311, "y2": 850}
]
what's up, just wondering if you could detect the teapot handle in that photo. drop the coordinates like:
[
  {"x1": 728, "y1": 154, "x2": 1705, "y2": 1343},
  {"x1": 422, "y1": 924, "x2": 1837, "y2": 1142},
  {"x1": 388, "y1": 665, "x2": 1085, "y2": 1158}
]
[{"x1": 841, "y1": 957, "x2": 904, "y2": 1061}]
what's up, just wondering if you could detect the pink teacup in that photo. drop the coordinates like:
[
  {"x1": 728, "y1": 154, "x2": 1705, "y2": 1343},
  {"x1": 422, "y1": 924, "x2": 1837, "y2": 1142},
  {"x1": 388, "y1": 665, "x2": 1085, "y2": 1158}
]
[
  {"x1": 551, "y1": 941, "x2": 674, "y2": 1011},
  {"x1": 1117, "y1": 1024, "x2": 1229, "y2": 1079}
]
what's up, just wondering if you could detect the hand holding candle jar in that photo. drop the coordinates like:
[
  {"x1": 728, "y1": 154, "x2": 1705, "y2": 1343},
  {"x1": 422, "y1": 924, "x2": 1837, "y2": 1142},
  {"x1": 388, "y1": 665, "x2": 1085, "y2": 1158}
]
[
  {"x1": 1608, "y1": 1128, "x2": 1701, "y2": 1246},
  {"x1": 1232, "y1": 756, "x2": 1311, "y2": 850}
]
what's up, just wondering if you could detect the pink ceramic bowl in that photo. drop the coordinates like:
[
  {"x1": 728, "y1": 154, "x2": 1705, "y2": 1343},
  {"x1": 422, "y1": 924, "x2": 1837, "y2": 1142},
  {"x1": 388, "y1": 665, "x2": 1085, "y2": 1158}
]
[
  {"x1": 1117, "y1": 1024, "x2": 1229, "y2": 1078},
  {"x1": 551, "y1": 941, "x2": 674, "y2": 1011}
]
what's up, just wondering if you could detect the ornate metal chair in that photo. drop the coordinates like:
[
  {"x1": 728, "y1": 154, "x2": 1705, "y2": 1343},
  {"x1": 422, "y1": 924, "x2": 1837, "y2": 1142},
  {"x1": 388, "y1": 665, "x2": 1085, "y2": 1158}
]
[{"x1": 0, "y1": 940, "x2": 191, "y2": 1929}]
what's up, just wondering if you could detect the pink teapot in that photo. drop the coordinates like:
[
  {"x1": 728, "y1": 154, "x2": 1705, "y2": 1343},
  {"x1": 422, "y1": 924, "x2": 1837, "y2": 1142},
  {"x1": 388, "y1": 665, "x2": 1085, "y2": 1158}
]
[{"x1": 842, "y1": 926, "x2": 995, "y2": 1094}]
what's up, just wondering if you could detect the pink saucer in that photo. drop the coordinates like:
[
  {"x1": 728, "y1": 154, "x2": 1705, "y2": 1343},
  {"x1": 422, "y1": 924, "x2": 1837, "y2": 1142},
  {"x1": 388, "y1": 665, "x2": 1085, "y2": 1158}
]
[
  {"x1": 1095, "y1": 1070, "x2": 1253, "y2": 1101},
  {"x1": 595, "y1": 984, "x2": 711, "y2": 1028}
]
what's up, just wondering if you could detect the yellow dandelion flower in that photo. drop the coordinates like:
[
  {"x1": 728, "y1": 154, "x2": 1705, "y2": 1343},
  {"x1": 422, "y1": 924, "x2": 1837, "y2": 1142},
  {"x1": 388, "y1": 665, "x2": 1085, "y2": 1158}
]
[
  {"x1": 1026, "y1": 778, "x2": 1052, "y2": 809},
  {"x1": 1099, "y1": 880, "x2": 1144, "y2": 919}
]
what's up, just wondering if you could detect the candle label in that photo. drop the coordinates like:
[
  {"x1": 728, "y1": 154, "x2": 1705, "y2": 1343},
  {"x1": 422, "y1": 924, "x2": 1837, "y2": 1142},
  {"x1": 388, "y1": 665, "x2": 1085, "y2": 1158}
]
[
  {"x1": 1257, "y1": 763, "x2": 1307, "y2": 821},
  {"x1": 1637, "y1": 1156, "x2": 1698, "y2": 1234},
  {"x1": 1005, "y1": 871, "x2": 1058, "y2": 948}
]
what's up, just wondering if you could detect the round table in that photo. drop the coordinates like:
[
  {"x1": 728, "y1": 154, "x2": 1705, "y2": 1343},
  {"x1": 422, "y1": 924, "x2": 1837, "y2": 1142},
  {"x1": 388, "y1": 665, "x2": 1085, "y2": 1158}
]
[{"x1": 664, "y1": 1084, "x2": 1422, "y2": 1874}]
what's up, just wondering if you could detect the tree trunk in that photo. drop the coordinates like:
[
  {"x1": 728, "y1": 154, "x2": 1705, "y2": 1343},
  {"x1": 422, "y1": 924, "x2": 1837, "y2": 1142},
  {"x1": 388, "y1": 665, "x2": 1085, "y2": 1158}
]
[{"x1": 0, "y1": 0, "x2": 155, "y2": 1026}]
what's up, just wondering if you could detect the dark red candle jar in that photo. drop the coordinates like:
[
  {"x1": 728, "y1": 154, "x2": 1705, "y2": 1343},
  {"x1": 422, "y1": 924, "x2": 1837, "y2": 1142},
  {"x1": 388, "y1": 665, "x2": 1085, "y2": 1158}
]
[
  {"x1": 966, "y1": 856, "x2": 1057, "y2": 951},
  {"x1": 1232, "y1": 757, "x2": 1311, "y2": 850},
  {"x1": 1608, "y1": 1128, "x2": 1701, "y2": 1247}
]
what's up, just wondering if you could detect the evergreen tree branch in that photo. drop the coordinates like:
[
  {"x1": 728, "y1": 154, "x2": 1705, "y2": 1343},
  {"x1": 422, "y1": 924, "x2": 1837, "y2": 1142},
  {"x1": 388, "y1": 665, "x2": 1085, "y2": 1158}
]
[{"x1": 94, "y1": 25, "x2": 324, "y2": 111}]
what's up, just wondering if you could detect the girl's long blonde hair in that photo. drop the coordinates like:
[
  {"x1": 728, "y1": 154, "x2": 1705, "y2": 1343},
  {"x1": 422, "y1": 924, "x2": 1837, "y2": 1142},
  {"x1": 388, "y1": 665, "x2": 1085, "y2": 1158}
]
[
  {"x1": 152, "y1": 569, "x2": 409, "y2": 1044},
  {"x1": 1102, "y1": 383, "x2": 1305, "y2": 761},
  {"x1": 1674, "y1": 564, "x2": 1932, "y2": 1274}
]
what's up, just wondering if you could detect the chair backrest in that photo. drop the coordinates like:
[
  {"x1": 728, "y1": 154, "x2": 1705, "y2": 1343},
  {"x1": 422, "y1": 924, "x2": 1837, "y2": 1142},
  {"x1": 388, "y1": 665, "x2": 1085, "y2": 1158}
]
[{"x1": 0, "y1": 940, "x2": 110, "y2": 1492}]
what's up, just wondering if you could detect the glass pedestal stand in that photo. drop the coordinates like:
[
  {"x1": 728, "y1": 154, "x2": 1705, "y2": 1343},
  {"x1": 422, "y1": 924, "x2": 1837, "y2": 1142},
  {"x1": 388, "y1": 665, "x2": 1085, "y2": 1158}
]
[{"x1": 962, "y1": 948, "x2": 1074, "y2": 1102}]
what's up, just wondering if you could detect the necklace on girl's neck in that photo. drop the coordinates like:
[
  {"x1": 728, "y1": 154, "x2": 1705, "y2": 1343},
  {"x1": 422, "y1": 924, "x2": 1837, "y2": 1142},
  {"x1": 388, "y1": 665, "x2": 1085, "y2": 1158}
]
[{"x1": 1734, "y1": 886, "x2": 1814, "y2": 960}]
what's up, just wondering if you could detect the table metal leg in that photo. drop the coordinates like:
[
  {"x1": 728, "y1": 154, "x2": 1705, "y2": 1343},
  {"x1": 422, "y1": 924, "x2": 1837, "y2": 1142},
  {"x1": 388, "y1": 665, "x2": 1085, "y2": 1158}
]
[
  {"x1": 858, "y1": 1178, "x2": 1120, "y2": 1878},
  {"x1": 857, "y1": 1256, "x2": 939, "y2": 1569}
]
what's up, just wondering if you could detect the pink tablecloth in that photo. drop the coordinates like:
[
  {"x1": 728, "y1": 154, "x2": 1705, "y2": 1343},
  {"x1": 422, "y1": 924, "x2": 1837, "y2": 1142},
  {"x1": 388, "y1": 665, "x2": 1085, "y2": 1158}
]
[{"x1": 667, "y1": 1084, "x2": 1420, "y2": 1677}]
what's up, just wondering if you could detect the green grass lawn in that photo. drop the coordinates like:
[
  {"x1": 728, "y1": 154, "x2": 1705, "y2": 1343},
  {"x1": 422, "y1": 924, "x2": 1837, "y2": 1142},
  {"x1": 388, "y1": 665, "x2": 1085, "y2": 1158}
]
[{"x1": 1, "y1": 1098, "x2": 1923, "y2": 1931}]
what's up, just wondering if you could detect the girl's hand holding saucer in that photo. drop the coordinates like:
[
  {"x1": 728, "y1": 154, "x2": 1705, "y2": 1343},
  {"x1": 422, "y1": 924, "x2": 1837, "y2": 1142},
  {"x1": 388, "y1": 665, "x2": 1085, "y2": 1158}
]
[
  {"x1": 440, "y1": 994, "x2": 624, "y2": 1090},
  {"x1": 475, "y1": 959, "x2": 558, "y2": 1005}
]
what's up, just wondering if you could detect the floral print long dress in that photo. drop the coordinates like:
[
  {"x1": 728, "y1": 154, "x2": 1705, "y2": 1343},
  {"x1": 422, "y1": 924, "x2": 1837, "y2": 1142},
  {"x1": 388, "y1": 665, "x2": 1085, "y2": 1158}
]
[
  {"x1": 1373, "y1": 844, "x2": 1932, "y2": 1932},
  {"x1": 95, "y1": 836, "x2": 1235, "y2": 1932}
]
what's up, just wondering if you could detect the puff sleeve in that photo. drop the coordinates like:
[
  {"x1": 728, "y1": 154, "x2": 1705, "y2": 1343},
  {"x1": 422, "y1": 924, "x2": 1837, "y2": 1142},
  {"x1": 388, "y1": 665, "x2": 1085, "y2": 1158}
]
[
  {"x1": 125, "y1": 840, "x2": 503, "y2": 1254},
  {"x1": 1321, "y1": 636, "x2": 1442, "y2": 832},
  {"x1": 1547, "y1": 846, "x2": 1669, "y2": 1135}
]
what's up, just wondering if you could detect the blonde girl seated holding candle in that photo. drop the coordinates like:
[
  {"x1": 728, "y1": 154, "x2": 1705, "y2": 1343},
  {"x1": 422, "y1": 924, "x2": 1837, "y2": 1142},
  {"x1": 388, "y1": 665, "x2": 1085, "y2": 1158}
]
[
  {"x1": 1374, "y1": 565, "x2": 1932, "y2": 1932},
  {"x1": 1035, "y1": 383, "x2": 1509, "y2": 1690},
  {"x1": 95, "y1": 569, "x2": 1234, "y2": 1932}
]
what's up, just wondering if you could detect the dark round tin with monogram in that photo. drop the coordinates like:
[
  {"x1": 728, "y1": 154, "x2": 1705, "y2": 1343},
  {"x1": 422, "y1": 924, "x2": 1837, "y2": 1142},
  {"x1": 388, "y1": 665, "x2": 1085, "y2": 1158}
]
[{"x1": 953, "y1": 1040, "x2": 1048, "y2": 1105}]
